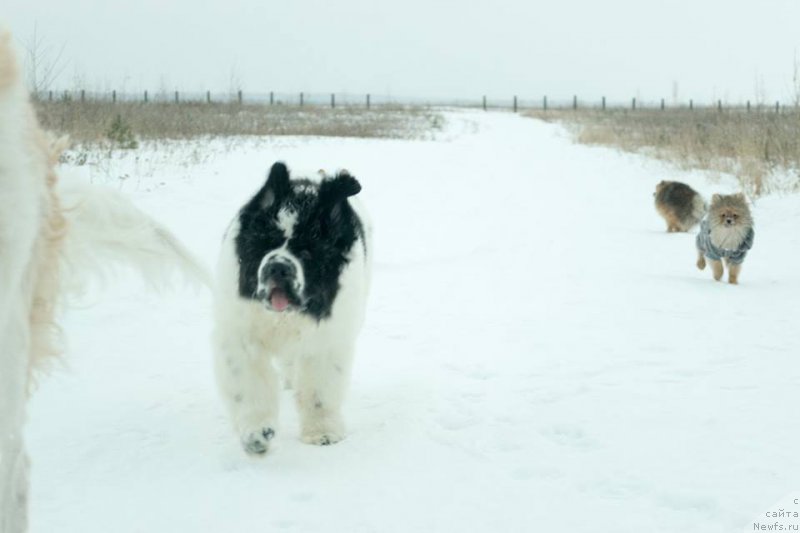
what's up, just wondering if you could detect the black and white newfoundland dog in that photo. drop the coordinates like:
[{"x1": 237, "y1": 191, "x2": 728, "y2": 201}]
[{"x1": 213, "y1": 162, "x2": 372, "y2": 455}]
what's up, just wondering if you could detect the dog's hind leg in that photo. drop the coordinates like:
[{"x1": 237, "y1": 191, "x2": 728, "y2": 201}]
[
  {"x1": 665, "y1": 212, "x2": 682, "y2": 233},
  {"x1": 213, "y1": 329, "x2": 280, "y2": 455},
  {"x1": 0, "y1": 233, "x2": 35, "y2": 533},
  {"x1": 0, "y1": 307, "x2": 30, "y2": 533},
  {"x1": 278, "y1": 356, "x2": 296, "y2": 390},
  {"x1": 0, "y1": 442, "x2": 29, "y2": 533},
  {"x1": 0, "y1": 447, "x2": 29, "y2": 533},
  {"x1": 294, "y1": 347, "x2": 354, "y2": 446}
]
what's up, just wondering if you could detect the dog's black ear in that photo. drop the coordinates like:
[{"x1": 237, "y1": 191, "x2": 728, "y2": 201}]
[
  {"x1": 319, "y1": 171, "x2": 361, "y2": 204},
  {"x1": 318, "y1": 171, "x2": 361, "y2": 226},
  {"x1": 259, "y1": 162, "x2": 291, "y2": 208}
]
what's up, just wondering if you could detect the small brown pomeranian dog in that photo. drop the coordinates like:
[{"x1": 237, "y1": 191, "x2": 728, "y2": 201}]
[
  {"x1": 654, "y1": 180, "x2": 706, "y2": 232},
  {"x1": 695, "y1": 193, "x2": 755, "y2": 284}
]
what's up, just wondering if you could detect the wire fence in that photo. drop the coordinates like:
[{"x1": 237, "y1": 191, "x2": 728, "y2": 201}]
[
  {"x1": 35, "y1": 89, "x2": 800, "y2": 114},
  {"x1": 35, "y1": 90, "x2": 479, "y2": 108}
]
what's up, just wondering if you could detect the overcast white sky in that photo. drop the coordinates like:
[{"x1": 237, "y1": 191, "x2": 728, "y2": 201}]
[{"x1": 4, "y1": 0, "x2": 800, "y2": 105}]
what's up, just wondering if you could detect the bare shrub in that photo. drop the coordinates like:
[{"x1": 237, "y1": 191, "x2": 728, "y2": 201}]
[{"x1": 20, "y1": 24, "x2": 67, "y2": 95}]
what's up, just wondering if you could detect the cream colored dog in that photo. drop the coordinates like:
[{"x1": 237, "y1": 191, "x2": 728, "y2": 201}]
[{"x1": 0, "y1": 33, "x2": 209, "y2": 532}]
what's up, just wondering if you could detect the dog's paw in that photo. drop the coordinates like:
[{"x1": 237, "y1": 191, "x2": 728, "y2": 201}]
[
  {"x1": 696, "y1": 258, "x2": 706, "y2": 270},
  {"x1": 241, "y1": 427, "x2": 276, "y2": 455},
  {"x1": 301, "y1": 430, "x2": 344, "y2": 446}
]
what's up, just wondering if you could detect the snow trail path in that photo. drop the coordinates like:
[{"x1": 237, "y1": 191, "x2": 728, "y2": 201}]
[{"x1": 28, "y1": 111, "x2": 800, "y2": 532}]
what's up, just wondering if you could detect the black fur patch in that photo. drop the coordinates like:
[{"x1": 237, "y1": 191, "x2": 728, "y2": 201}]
[{"x1": 234, "y1": 162, "x2": 364, "y2": 321}]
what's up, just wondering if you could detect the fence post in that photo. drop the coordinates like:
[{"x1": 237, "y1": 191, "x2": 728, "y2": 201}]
[
  {"x1": 689, "y1": 99, "x2": 693, "y2": 111},
  {"x1": 573, "y1": 95, "x2": 577, "y2": 110},
  {"x1": 300, "y1": 92, "x2": 304, "y2": 106},
  {"x1": 81, "y1": 89, "x2": 85, "y2": 103},
  {"x1": 660, "y1": 98, "x2": 665, "y2": 110},
  {"x1": 63, "y1": 90, "x2": 68, "y2": 102},
  {"x1": 48, "y1": 90, "x2": 53, "y2": 101},
  {"x1": 144, "y1": 90, "x2": 148, "y2": 103},
  {"x1": 270, "y1": 91, "x2": 274, "y2": 105},
  {"x1": 238, "y1": 90, "x2": 242, "y2": 104},
  {"x1": 632, "y1": 97, "x2": 636, "y2": 110},
  {"x1": 718, "y1": 99, "x2": 722, "y2": 112},
  {"x1": 207, "y1": 90, "x2": 211, "y2": 104},
  {"x1": 746, "y1": 100, "x2": 751, "y2": 112},
  {"x1": 111, "y1": 90, "x2": 116, "y2": 103},
  {"x1": 776, "y1": 101, "x2": 780, "y2": 113},
  {"x1": 366, "y1": 93, "x2": 370, "y2": 109},
  {"x1": 543, "y1": 95, "x2": 547, "y2": 111},
  {"x1": 602, "y1": 96, "x2": 606, "y2": 110},
  {"x1": 482, "y1": 95, "x2": 486, "y2": 111},
  {"x1": 331, "y1": 93, "x2": 335, "y2": 108},
  {"x1": 175, "y1": 91, "x2": 179, "y2": 104},
  {"x1": 513, "y1": 95, "x2": 517, "y2": 113}
]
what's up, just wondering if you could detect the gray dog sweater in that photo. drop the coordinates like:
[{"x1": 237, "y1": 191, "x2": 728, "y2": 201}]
[{"x1": 696, "y1": 219, "x2": 754, "y2": 264}]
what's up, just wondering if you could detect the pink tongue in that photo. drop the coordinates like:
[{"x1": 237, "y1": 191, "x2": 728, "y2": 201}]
[{"x1": 270, "y1": 290, "x2": 290, "y2": 311}]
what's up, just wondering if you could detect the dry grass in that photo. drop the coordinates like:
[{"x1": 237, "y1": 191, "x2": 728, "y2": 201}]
[
  {"x1": 34, "y1": 100, "x2": 445, "y2": 146},
  {"x1": 524, "y1": 108, "x2": 800, "y2": 195}
]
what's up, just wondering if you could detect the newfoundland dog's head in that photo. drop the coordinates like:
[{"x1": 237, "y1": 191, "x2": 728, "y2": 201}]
[{"x1": 235, "y1": 162, "x2": 364, "y2": 320}]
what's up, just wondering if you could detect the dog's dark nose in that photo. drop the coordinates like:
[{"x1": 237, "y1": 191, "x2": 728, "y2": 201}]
[{"x1": 264, "y1": 261, "x2": 295, "y2": 282}]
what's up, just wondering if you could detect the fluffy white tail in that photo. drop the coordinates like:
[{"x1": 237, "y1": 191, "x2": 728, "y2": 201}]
[
  {"x1": 692, "y1": 194, "x2": 707, "y2": 225},
  {"x1": 59, "y1": 181, "x2": 212, "y2": 294}
]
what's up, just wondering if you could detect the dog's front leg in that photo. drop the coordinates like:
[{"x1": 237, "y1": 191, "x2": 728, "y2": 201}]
[
  {"x1": 214, "y1": 333, "x2": 280, "y2": 455},
  {"x1": 710, "y1": 259, "x2": 724, "y2": 281},
  {"x1": 727, "y1": 260, "x2": 741, "y2": 284},
  {"x1": 294, "y1": 348, "x2": 354, "y2": 446},
  {"x1": 696, "y1": 249, "x2": 706, "y2": 270}
]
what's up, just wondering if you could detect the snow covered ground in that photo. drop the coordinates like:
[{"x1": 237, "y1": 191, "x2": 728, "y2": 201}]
[{"x1": 27, "y1": 110, "x2": 800, "y2": 532}]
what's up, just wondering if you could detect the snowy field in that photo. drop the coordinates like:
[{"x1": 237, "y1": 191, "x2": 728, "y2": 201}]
[{"x1": 27, "y1": 110, "x2": 800, "y2": 532}]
